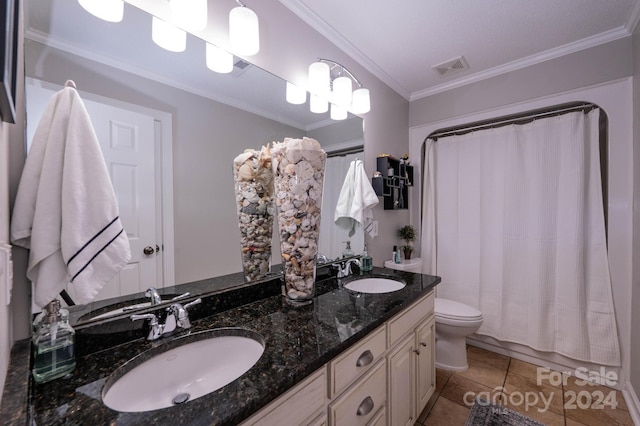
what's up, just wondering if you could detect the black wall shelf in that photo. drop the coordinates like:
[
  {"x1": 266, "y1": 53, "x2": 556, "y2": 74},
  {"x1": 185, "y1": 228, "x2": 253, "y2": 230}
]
[{"x1": 372, "y1": 156, "x2": 413, "y2": 210}]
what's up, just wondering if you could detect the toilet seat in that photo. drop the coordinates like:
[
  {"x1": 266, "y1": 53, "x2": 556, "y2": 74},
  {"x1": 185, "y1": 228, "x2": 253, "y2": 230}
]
[{"x1": 435, "y1": 298, "x2": 483, "y2": 322}]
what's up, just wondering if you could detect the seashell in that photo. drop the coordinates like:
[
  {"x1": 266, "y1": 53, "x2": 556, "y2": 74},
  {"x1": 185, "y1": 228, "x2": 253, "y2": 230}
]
[
  {"x1": 295, "y1": 161, "x2": 314, "y2": 180},
  {"x1": 238, "y1": 163, "x2": 254, "y2": 180},
  {"x1": 285, "y1": 163, "x2": 296, "y2": 175},
  {"x1": 286, "y1": 149, "x2": 302, "y2": 163}
]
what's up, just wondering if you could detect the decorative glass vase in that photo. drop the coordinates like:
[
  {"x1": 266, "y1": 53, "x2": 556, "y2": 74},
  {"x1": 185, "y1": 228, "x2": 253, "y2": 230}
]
[
  {"x1": 233, "y1": 146, "x2": 275, "y2": 282},
  {"x1": 272, "y1": 138, "x2": 327, "y2": 305}
]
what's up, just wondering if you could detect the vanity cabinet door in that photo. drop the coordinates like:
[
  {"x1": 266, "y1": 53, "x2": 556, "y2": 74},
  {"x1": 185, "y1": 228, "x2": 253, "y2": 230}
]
[
  {"x1": 415, "y1": 316, "x2": 435, "y2": 414},
  {"x1": 388, "y1": 334, "x2": 416, "y2": 426}
]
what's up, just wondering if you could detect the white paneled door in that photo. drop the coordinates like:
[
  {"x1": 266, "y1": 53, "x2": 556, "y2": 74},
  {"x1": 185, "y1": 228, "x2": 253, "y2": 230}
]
[{"x1": 26, "y1": 81, "x2": 169, "y2": 303}]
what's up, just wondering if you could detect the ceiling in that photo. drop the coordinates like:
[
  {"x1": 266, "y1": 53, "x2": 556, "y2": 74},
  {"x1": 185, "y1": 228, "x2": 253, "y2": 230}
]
[
  {"x1": 281, "y1": 0, "x2": 640, "y2": 101},
  {"x1": 27, "y1": 0, "x2": 640, "y2": 126}
]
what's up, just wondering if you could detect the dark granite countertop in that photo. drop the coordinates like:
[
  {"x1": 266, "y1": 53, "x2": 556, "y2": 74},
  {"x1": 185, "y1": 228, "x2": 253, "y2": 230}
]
[{"x1": 2, "y1": 267, "x2": 440, "y2": 425}]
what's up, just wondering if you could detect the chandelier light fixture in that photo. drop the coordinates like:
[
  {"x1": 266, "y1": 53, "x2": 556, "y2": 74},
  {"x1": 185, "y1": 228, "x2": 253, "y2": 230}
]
[
  {"x1": 229, "y1": 0, "x2": 260, "y2": 56},
  {"x1": 78, "y1": 0, "x2": 124, "y2": 22},
  {"x1": 305, "y1": 58, "x2": 371, "y2": 117}
]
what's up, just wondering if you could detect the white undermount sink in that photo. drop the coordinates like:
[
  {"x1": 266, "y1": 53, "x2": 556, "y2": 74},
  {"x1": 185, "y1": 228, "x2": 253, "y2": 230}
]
[
  {"x1": 102, "y1": 328, "x2": 264, "y2": 412},
  {"x1": 344, "y1": 277, "x2": 406, "y2": 294}
]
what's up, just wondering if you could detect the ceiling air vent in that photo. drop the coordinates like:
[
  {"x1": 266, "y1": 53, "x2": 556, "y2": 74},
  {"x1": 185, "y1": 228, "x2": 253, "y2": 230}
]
[
  {"x1": 432, "y1": 56, "x2": 469, "y2": 77},
  {"x1": 230, "y1": 59, "x2": 251, "y2": 77}
]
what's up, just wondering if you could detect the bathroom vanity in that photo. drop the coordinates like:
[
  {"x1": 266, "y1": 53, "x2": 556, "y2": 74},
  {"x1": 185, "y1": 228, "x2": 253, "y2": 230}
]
[{"x1": 0, "y1": 267, "x2": 440, "y2": 425}]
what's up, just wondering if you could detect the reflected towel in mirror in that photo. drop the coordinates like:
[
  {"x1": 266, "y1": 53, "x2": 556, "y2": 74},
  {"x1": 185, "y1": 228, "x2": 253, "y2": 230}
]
[{"x1": 334, "y1": 160, "x2": 378, "y2": 237}]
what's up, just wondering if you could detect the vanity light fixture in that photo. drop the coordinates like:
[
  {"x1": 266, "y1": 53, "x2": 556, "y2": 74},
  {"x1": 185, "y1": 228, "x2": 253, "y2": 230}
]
[
  {"x1": 306, "y1": 59, "x2": 371, "y2": 117},
  {"x1": 310, "y1": 94, "x2": 328, "y2": 114},
  {"x1": 206, "y1": 43, "x2": 234, "y2": 73},
  {"x1": 170, "y1": 0, "x2": 208, "y2": 32},
  {"x1": 330, "y1": 103, "x2": 348, "y2": 120},
  {"x1": 152, "y1": 16, "x2": 187, "y2": 52},
  {"x1": 78, "y1": 0, "x2": 124, "y2": 22},
  {"x1": 286, "y1": 82, "x2": 307, "y2": 105},
  {"x1": 229, "y1": 1, "x2": 260, "y2": 56}
]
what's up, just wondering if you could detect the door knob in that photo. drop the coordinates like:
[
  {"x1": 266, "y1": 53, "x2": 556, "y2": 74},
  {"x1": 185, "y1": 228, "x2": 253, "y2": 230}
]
[{"x1": 143, "y1": 246, "x2": 155, "y2": 256}]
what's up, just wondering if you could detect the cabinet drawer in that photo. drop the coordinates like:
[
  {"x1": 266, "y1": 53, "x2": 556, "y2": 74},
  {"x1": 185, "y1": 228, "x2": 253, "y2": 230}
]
[
  {"x1": 388, "y1": 290, "x2": 434, "y2": 347},
  {"x1": 329, "y1": 360, "x2": 387, "y2": 426},
  {"x1": 329, "y1": 325, "x2": 386, "y2": 397},
  {"x1": 368, "y1": 407, "x2": 387, "y2": 426},
  {"x1": 241, "y1": 368, "x2": 326, "y2": 426}
]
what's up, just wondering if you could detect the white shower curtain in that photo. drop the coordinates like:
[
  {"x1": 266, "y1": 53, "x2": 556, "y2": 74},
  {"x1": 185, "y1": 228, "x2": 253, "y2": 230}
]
[{"x1": 421, "y1": 109, "x2": 621, "y2": 366}]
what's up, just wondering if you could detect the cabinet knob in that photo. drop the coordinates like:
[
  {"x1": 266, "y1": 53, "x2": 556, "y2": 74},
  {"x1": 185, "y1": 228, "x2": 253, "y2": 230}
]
[
  {"x1": 356, "y1": 350, "x2": 374, "y2": 367},
  {"x1": 414, "y1": 348, "x2": 421, "y2": 355},
  {"x1": 356, "y1": 396, "x2": 374, "y2": 416},
  {"x1": 420, "y1": 342, "x2": 427, "y2": 347}
]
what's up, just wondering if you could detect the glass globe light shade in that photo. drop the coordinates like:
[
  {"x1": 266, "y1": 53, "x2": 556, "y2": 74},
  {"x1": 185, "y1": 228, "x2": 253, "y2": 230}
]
[
  {"x1": 351, "y1": 87, "x2": 371, "y2": 114},
  {"x1": 332, "y1": 75, "x2": 352, "y2": 107},
  {"x1": 286, "y1": 82, "x2": 307, "y2": 105},
  {"x1": 229, "y1": 6, "x2": 260, "y2": 56},
  {"x1": 330, "y1": 103, "x2": 348, "y2": 120},
  {"x1": 78, "y1": 0, "x2": 124, "y2": 22},
  {"x1": 310, "y1": 94, "x2": 328, "y2": 114},
  {"x1": 308, "y1": 61, "x2": 330, "y2": 96},
  {"x1": 152, "y1": 17, "x2": 187, "y2": 52},
  {"x1": 170, "y1": 0, "x2": 208, "y2": 32},
  {"x1": 206, "y1": 43, "x2": 233, "y2": 74}
]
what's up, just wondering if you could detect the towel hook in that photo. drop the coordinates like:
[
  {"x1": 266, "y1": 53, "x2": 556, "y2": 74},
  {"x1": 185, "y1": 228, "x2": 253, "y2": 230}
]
[{"x1": 64, "y1": 80, "x2": 77, "y2": 89}]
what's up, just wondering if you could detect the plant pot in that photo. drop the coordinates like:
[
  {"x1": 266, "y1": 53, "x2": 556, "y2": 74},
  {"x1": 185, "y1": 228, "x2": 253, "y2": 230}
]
[{"x1": 403, "y1": 247, "x2": 413, "y2": 260}]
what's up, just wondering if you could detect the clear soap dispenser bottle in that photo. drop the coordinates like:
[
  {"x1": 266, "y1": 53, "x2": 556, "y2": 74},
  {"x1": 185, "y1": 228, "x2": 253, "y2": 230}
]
[
  {"x1": 361, "y1": 243, "x2": 373, "y2": 272},
  {"x1": 32, "y1": 299, "x2": 76, "y2": 384}
]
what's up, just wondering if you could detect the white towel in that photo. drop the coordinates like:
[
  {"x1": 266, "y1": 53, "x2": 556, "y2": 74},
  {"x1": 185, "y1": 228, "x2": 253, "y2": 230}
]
[
  {"x1": 334, "y1": 160, "x2": 379, "y2": 236},
  {"x1": 11, "y1": 86, "x2": 131, "y2": 307}
]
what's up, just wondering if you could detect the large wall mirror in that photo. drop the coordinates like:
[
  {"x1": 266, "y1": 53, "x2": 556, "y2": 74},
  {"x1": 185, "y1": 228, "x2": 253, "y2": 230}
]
[{"x1": 23, "y1": 0, "x2": 365, "y2": 325}]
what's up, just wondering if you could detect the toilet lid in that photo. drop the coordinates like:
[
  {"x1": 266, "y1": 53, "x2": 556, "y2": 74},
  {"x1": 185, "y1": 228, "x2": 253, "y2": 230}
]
[{"x1": 435, "y1": 298, "x2": 483, "y2": 321}]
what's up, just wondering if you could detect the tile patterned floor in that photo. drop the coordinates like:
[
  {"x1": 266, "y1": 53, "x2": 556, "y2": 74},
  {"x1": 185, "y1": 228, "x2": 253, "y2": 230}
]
[{"x1": 415, "y1": 345, "x2": 635, "y2": 426}]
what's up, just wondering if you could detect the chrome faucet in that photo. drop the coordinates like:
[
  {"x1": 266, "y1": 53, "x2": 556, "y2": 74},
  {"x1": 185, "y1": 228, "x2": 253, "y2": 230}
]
[
  {"x1": 316, "y1": 253, "x2": 333, "y2": 265},
  {"x1": 167, "y1": 298, "x2": 202, "y2": 330},
  {"x1": 338, "y1": 258, "x2": 361, "y2": 278},
  {"x1": 145, "y1": 287, "x2": 162, "y2": 306},
  {"x1": 131, "y1": 298, "x2": 202, "y2": 340}
]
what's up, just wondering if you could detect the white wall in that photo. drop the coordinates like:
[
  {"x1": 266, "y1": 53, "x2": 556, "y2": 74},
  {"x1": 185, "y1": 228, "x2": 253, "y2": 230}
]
[
  {"x1": 629, "y1": 23, "x2": 640, "y2": 415},
  {"x1": 408, "y1": 39, "x2": 636, "y2": 405}
]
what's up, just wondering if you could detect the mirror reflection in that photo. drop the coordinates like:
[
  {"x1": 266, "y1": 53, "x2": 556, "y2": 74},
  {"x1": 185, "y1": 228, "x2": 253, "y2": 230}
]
[{"x1": 23, "y1": 0, "x2": 364, "y2": 324}]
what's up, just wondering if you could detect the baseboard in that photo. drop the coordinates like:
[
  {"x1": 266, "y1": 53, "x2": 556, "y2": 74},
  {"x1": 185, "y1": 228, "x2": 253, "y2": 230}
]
[
  {"x1": 467, "y1": 335, "x2": 623, "y2": 391},
  {"x1": 623, "y1": 382, "x2": 640, "y2": 425}
]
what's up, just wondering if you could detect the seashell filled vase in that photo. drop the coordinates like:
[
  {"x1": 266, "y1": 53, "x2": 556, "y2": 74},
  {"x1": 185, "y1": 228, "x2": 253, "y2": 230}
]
[
  {"x1": 233, "y1": 146, "x2": 275, "y2": 282},
  {"x1": 272, "y1": 137, "x2": 327, "y2": 305}
]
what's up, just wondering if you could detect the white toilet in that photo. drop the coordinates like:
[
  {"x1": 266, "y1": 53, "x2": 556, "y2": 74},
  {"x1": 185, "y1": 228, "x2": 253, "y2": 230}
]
[
  {"x1": 383, "y1": 257, "x2": 483, "y2": 371},
  {"x1": 434, "y1": 298, "x2": 483, "y2": 371}
]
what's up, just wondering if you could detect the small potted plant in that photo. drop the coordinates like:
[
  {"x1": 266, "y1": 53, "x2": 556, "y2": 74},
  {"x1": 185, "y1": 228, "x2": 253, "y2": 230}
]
[{"x1": 398, "y1": 225, "x2": 416, "y2": 260}]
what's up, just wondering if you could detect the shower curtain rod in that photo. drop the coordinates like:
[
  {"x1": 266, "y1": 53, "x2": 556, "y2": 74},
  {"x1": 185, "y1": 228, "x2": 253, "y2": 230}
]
[
  {"x1": 326, "y1": 145, "x2": 364, "y2": 158},
  {"x1": 428, "y1": 102, "x2": 596, "y2": 140}
]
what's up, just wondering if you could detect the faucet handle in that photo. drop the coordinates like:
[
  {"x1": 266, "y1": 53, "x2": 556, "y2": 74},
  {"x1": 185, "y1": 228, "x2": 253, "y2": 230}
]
[
  {"x1": 131, "y1": 313, "x2": 158, "y2": 324},
  {"x1": 167, "y1": 298, "x2": 201, "y2": 330},
  {"x1": 131, "y1": 313, "x2": 162, "y2": 340},
  {"x1": 184, "y1": 298, "x2": 202, "y2": 311},
  {"x1": 170, "y1": 292, "x2": 191, "y2": 302}
]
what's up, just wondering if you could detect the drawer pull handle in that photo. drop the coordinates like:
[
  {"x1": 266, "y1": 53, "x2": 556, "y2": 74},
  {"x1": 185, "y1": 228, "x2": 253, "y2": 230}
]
[
  {"x1": 356, "y1": 350, "x2": 374, "y2": 367},
  {"x1": 414, "y1": 348, "x2": 421, "y2": 355},
  {"x1": 420, "y1": 342, "x2": 427, "y2": 347},
  {"x1": 357, "y1": 396, "x2": 374, "y2": 416}
]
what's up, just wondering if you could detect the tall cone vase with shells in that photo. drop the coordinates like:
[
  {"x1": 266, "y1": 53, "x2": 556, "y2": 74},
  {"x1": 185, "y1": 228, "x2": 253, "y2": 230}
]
[
  {"x1": 272, "y1": 137, "x2": 326, "y2": 305},
  {"x1": 233, "y1": 145, "x2": 275, "y2": 282}
]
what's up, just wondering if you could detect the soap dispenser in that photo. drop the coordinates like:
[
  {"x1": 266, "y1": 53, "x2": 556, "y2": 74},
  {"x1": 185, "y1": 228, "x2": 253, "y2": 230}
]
[
  {"x1": 32, "y1": 299, "x2": 76, "y2": 384},
  {"x1": 342, "y1": 241, "x2": 354, "y2": 258},
  {"x1": 361, "y1": 243, "x2": 373, "y2": 272}
]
